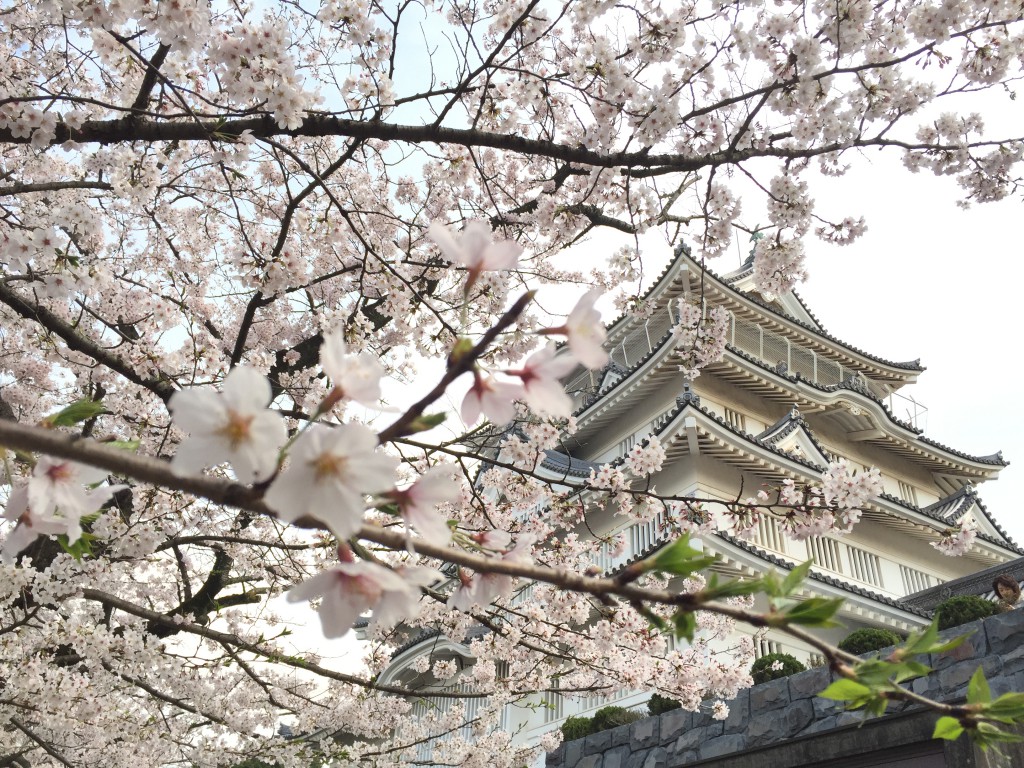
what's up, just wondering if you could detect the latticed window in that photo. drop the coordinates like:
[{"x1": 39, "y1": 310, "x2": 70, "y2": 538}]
[
  {"x1": 806, "y1": 537, "x2": 843, "y2": 573},
  {"x1": 754, "y1": 515, "x2": 784, "y2": 553},
  {"x1": 846, "y1": 544, "x2": 884, "y2": 587},
  {"x1": 733, "y1": 319, "x2": 762, "y2": 357},
  {"x1": 900, "y1": 565, "x2": 935, "y2": 594}
]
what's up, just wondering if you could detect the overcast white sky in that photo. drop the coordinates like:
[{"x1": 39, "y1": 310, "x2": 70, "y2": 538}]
[{"x1": 789, "y1": 153, "x2": 1024, "y2": 547}]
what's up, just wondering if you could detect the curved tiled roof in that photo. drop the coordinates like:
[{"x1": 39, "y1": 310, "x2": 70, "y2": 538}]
[
  {"x1": 652, "y1": 397, "x2": 829, "y2": 474},
  {"x1": 697, "y1": 256, "x2": 925, "y2": 373},
  {"x1": 755, "y1": 409, "x2": 835, "y2": 464},
  {"x1": 722, "y1": 344, "x2": 922, "y2": 434},
  {"x1": 720, "y1": 345, "x2": 1008, "y2": 469},
  {"x1": 541, "y1": 450, "x2": 600, "y2": 478}
]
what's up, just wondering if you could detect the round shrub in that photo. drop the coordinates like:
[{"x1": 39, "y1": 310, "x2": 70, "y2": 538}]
[
  {"x1": 750, "y1": 653, "x2": 805, "y2": 685},
  {"x1": 591, "y1": 706, "x2": 645, "y2": 732},
  {"x1": 560, "y1": 716, "x2": 594, "y2": 742},
  {"x1": 838, "y1": 628, "x2": 903, "y2": 655},
  {"x1": 647, "y1": 693, "x2": 682, "y2": 716},
  {"x1": 935, "y1": 595, "x2": 997, "y2": 630}
]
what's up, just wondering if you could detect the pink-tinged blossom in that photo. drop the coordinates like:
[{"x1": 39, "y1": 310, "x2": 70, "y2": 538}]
[
  {"x1": 169, "y1": 366, "x2": 287, "y2": 484},
  {"x1": 264, "y1": 423, "x2": 398, "y2": 539},
  {"x1": 562, "y1": 289, "x2": 609, "y2": 369},
  {"x1": 427, "y1": 221, "x2": 522, "y2": 292},
  {"x1": 287, "y1": 559, "x2": 418, "y2": 638},
  {"x1": 319, "y1": 327, "x2": 385, "y2": 408},
  {"x1": 932, "y1": 513, "x2": 977, "y2": 557},
  {"x1": 624, "y1": 437, "x2": 666, "y2": 477},
  {"x1": 539, "y1": 289, "x2": 609, "y2": 368},
  {"x1": 373, "y1": 565, "x2": 440, "y2": 629},
  {"x1": 27, "y1": 456, "x2": 113, "y2": 522},
  {"x1": 461, "y1": 373, "x2": 523, "y2": 426},
  {"x1": 389, "y1": 468, "x2": 460, "y2": 547},
  {"x1": 507, "y1": 344, "x2": 576, "y2": 418},
  {"x1": 5, "y1": 460, "x2": 125, "y2": 560},
  {"x1": 2, "y1": 485, "x2": 69, "y2": 562},
  {"x1": 447, "y1": 534, "x2": 536, "y2": 611}
]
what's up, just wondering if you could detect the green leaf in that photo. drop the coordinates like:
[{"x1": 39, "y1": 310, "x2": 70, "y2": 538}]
[
  {"x1": 902, "y1": 618, "x2": 970, "y2": 656},
  {"x1": 968, "y1": 667, "x2": 992, "y2": 705},
  {"x1": 819, "y1": 679, "x2": 872, "y2": 702},
  {"x1": 781, "y1": 559, "x2": 813, "y2": 596},
  {"x1": 891, "y1": 660, "x2": 932, "y2": 684},
  {"x1": 987, "y1": 692, "x2": 1024, "y2": 723},
  {"x1": 58, "y1": 532, "x2": 95, "y2": 561},
  {"x1": 701, "y1": 573, "x2": 762, "y2": 600},
  {"x1": 43, "y1": 399, "x2": 107, "y2": 428},
  {"x1": 974, "y1": 721, "x2": 1024, "y2": 748},
  {"x1": 104, "y1": 439, "x2": 140, "y2": 452},
  {"x1": 760, "y1": 569, "x2": 782, "y2": 598},
  {"x1": 933, "y1": 716, "x2": 964, "y2": 741},
  {"x1": 406, "y1": 412, "x2": 447, "y2": 434},
  {"x1": 672, "y1": 610, "x2": 697, "y2": 643},
  {"x1": 648, "y1": 534, "x2": 717, "y2": 579},
  {"x1": 778, "y1": 597, "x2": 844, "y2": 628},
  {"x1": 632, "y1": 602, "x2": 668, "y2": 633}
]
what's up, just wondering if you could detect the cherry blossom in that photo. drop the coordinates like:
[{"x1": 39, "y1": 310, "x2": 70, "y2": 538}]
[
  {"x1": 1, "y1": 485, "x2": 69, "y2": 562},
  {"x1": 168, "y1": 366, "x2": 287, "y2": 484},
  {"x1": 542, "y1": 289, "x2": 609, "y2": 369},
  {"x1": 288, "y1": 554, "x2": 423, "y2": 638},
  {"x1": 461, "y1": 373, "x2": 523, "y2": 426},
  {"x1": 388, "y1": 467, "x2": 460, "y2": 547},
  {"x1": 506, "y1": 345, "x2": 577, "y2": 418},
  {"x1": 427, "y1": 221, "x2": 522, "y2": 292},
  {"x1": 319, "y1": 327, "x2": 385, "y2": 409},
  {"x1": 0, "y1": 0, "x2": 1018, "y2": 760},
  {"x1": 264, "y1": 423, "x2": 398, "y2": 538},
  {"x1": 932, "y1": 513, "x2": 978, "y2": 557}
]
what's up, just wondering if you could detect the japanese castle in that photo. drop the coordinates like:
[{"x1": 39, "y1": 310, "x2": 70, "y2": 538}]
[{"x1": 373, "y1": 244, "x2": 1019, "y2": 755}]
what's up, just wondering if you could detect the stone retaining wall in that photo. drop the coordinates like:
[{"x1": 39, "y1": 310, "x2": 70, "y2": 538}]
[{"x1": 546, "y1": 609, "x2": 1024, "y2": 768}]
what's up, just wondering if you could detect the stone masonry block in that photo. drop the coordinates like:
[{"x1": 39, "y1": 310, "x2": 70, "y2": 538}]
[
  {"x1": 602, "y1": 745, "x2": 630, "y2": 768},
  {"x1": 749, "y1": 676, "x2": 791, "y2": 711},
  {"x1": 659, "y1": 709, "x2": 692, "y2": 745},
  {"x1": 789, "y1": 666, "x2": 831, "y2": 699},
  {"x1": 609, "y1": 724, "x2": 632, "y2": 747},
  {"x1": 698, "y1": 734, "x2": 747, "y2": 761},
  {"x1": 722, "y1": 689, "x2": 750, "y2": 734},
  {"x1": 584, "y1": 730, "x2": 611, "y2": 755},
  {"x1": 630, "y1": 716, "x2": 660, "y2": 750}
]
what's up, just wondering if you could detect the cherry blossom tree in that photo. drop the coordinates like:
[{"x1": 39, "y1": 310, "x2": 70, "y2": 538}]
[{"x1": 0, "y1": 0, "x2": 1022, "y2": 765}]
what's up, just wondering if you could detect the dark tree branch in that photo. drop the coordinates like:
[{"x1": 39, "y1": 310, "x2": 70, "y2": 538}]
[{"x1": 0, "y1": 282, "x2": 176, "y2": 402}]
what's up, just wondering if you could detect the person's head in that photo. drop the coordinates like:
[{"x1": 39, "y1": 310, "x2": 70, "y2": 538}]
[{"x1": 993, "y1": 574, "x2": 1020, "y2": 603}]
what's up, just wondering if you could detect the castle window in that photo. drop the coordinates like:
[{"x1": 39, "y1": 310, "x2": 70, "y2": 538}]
[
  {"x1": 618, "y1": 433, "x2": 636, "y2": 456},
  {"x1": 897, "y1": 480, "x2": 919, "y2": 506},
  {"x1": 724, "y1": 407, "x2": 746, "y2": 432},
  {"x1": 900, "y1": 565, "x2": 935, "y2": 595},
  {"x1": 806, "y1": 537, "x2": 843, "y2": 573},
  {"x1": 845, "y1": 544, "x2": 883, "y2": 588},
  {"x1": 754, "y1": 515, "x2": 784, "y2": 553}
]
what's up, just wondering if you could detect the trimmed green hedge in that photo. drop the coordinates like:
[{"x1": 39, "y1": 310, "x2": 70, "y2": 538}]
[
  {"x1": 647, "y1": 693, "x2": 682, "y2": 716},
  {"x1": 838, "y1": 628, "x2": 902, "y2": 655},
  {"x1": 559, "y1": 706, "x2": 645, "y2": 742},
  {"x1": 935, "y1": 595, "x2": 997, "y2": 630},
  {"x1": 750, "y1": 653, "x2": 805, "y2": 685}
]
